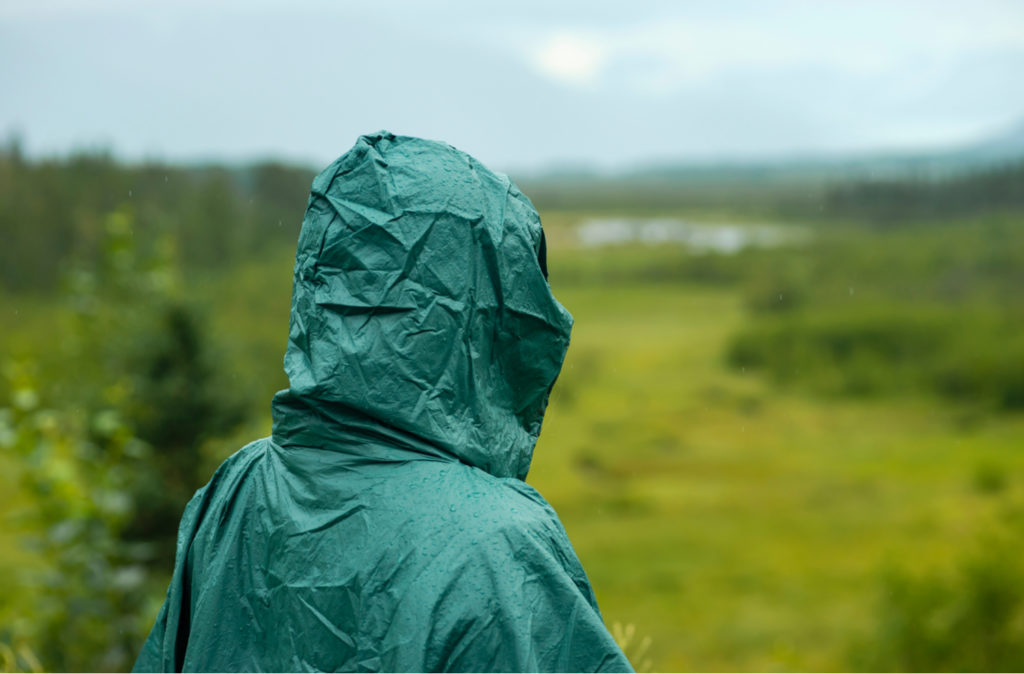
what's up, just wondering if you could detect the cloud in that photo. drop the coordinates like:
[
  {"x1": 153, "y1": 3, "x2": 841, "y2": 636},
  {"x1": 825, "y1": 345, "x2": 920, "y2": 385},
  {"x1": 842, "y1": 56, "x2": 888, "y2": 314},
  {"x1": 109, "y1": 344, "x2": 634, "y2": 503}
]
[{"x1": 531, "y1": 32, "x2": 608, "y2": 86}]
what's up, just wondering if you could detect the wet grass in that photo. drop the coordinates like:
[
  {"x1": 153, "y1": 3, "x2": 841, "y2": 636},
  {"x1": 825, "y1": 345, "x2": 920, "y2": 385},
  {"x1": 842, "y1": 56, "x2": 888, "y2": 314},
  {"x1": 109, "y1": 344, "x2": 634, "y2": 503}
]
[{"x1": 530, "y1": 272, "x2": 1024, "y2": 671}]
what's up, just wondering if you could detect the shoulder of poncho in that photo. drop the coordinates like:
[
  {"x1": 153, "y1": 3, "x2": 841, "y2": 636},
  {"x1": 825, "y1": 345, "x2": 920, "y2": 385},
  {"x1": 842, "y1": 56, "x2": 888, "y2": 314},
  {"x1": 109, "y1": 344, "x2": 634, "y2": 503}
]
[{"x1": 182, "y1": 438, "x2": 271, "y2": 520}]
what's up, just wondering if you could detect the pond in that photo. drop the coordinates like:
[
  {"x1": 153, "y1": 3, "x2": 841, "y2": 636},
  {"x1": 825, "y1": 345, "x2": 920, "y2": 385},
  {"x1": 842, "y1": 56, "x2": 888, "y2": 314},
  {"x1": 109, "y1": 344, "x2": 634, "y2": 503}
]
[{"x1": 577, "y1": 217, "x2": 808, "y2": 254}]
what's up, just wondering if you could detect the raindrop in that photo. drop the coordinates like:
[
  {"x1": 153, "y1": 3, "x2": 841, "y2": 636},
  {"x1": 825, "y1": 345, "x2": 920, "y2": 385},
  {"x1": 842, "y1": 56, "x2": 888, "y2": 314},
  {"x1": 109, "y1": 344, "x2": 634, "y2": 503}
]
[
  {"x1": 128, "y1": 189, "x2": 133, "y2": 197},
  {"x1": 849, "y1": 287, "x2": 854, "y2": 296}
]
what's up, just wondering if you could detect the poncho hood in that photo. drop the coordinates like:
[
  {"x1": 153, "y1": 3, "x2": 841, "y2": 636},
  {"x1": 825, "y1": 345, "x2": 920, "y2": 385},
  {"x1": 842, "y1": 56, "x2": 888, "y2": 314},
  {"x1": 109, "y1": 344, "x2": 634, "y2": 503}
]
[{"x1": 271, "y1": 131, "x2": 573, "y2": 480}]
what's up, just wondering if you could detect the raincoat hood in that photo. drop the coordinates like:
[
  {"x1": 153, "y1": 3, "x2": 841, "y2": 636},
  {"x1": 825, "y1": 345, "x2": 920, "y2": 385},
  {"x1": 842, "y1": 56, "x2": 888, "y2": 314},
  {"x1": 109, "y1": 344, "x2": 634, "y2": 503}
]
[{"x1": 271, "y1": 131, "x2": 573, "y2": 480}]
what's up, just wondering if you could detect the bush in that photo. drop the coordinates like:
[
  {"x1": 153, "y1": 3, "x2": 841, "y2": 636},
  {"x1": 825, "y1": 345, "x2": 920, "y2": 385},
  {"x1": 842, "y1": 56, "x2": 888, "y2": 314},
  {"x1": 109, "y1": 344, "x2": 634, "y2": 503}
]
[
  {"x1": 854, "y1": 520, "x2": 1024, "y2": 671},
  {"x1": 0, "y1": 367, "x2": 156, "y2": 672},
  {"x1": 728, "y1": 304, "x2": 1024, "y2": 409},
  {"x1": 1, "y1": 207, "x2": 250, "y2": 670}
]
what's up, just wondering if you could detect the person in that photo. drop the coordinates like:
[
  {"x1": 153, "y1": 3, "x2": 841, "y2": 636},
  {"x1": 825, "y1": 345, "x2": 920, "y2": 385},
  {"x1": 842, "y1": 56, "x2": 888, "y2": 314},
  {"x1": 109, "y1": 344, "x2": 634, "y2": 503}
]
[{"x1": 133, "y1": 131, "x2": 634, "y2": 673}]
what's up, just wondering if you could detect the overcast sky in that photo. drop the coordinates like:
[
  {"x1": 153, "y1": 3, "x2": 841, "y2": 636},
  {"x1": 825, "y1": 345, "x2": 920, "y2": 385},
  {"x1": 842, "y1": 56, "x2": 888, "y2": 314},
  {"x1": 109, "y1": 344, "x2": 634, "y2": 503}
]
[{"x1": 2, "y1": 0, "x2": 1023, "y2": 172}]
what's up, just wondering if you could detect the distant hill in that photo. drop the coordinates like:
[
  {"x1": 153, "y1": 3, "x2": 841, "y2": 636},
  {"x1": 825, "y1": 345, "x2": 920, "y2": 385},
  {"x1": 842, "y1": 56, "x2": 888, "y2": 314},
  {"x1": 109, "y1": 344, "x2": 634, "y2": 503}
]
[
  {"x1": 944, "y1": 118, "x2": 1024, "y2": 166},
  {"x1": 516, "y1": 118, "x2": 1024, "y2": 212}
]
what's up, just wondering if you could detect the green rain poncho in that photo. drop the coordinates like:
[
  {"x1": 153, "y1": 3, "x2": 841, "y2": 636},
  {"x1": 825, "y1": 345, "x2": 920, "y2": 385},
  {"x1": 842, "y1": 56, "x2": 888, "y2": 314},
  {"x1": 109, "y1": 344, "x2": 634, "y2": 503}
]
[{"x1": 134, "y1": 132, "x2": 633, "y2": 673}]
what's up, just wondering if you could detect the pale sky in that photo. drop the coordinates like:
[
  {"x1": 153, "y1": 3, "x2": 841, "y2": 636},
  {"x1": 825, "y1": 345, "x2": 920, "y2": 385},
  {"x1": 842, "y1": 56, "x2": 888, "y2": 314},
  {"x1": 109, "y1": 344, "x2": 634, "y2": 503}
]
[{"x1": 2, "y1": 0, "x2": 1023, "y2": 171}]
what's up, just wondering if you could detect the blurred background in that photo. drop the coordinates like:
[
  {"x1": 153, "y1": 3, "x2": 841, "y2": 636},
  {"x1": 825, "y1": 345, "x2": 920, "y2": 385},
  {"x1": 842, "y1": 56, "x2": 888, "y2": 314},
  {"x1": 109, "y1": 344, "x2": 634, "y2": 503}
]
[{"x1": 2, "y1": 0, "x2": 1024, "y2": 670}]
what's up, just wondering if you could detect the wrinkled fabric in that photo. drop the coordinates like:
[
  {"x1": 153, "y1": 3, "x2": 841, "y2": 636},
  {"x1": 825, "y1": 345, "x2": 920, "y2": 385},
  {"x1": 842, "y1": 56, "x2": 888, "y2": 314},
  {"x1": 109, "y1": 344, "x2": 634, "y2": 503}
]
[{"x1": 134, "y1": 131, "x2": 633, "y2": 673}]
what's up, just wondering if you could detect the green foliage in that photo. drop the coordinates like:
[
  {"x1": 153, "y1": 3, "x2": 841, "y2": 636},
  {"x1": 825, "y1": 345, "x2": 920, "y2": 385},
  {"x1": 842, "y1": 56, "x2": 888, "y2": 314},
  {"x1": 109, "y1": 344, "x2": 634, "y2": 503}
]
[
  {"x1": 117, "y1": 298, "x2": 247, "y2": 566},
  {"x1": 67, "y1": 209, "x2": 247, "y2": 569},
  {"x1": 855, "y1": 515, "x2": 1024, "y2": 672},
  {"x1": 826, "y1": 161, "x2": 1024, "y2": 223},
  {"x1": 610, "y1": 622, "x2": 653, "y2": 673},
  {"x1": 728, "y1": 214, "x2": 1024, "y2": 409},
  {"x1": 550, "y1": 242, "x2": 752, "y2": 288},
  {"x1": 0, "y1": 364, "x2": 156, "y2": 672},
  {"x1": 0, "y1": 635, "x2": 42, "y2": 673},
  {"x1": 1, "y1": 207, "x2": 249, "y2": 670},
  {"x1": 728, "y1": 305, "x2": 1024, "y2": 408},
  {"x1": 0, "y1": 144, "x2": 312, "y2": 292}
]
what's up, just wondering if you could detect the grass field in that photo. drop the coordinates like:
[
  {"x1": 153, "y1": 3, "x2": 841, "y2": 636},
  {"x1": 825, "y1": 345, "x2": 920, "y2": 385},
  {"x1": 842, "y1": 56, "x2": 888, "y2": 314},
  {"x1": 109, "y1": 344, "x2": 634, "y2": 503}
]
[{"x1": 532, "y1": 277, "x2": 1024, "y2": 670}]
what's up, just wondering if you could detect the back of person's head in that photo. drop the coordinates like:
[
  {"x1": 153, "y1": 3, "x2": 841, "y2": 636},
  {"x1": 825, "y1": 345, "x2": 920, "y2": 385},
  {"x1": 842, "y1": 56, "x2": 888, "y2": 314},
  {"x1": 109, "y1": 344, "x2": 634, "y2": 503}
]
[{"x1": 272, "y1": 131, "x2": 573, "y2": 480}]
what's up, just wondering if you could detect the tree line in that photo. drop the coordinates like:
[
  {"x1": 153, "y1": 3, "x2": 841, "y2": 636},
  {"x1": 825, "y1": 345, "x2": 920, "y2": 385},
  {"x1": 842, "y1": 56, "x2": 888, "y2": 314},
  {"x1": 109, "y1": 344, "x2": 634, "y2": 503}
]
[{"x1": 0, "y1": 141, "x2": 314, "y2": 292}]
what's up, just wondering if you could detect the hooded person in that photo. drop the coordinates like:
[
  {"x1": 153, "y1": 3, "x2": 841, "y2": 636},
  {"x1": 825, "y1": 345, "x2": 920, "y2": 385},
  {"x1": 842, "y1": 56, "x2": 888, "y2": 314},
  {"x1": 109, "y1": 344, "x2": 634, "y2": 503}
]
[{"x1": 133, "y1": 131, "x2": 634, "y2": 673}]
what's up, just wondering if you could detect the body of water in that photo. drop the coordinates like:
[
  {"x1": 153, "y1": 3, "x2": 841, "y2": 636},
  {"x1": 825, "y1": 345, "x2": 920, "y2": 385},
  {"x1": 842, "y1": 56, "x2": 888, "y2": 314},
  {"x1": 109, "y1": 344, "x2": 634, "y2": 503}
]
[{"x1": 577, "y1": 217, "x2": 807, "y2": 253}]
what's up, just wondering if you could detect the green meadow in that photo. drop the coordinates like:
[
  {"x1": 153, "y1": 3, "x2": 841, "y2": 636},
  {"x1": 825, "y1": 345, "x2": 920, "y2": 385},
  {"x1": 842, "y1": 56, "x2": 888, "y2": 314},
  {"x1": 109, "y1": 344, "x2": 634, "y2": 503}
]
[
  {"x1": 2, "y1": 150, "x2": 1024, "y2": 671},
  {"x1": 533, "y1": 223, "x2": 1024, "y2": 671}
]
